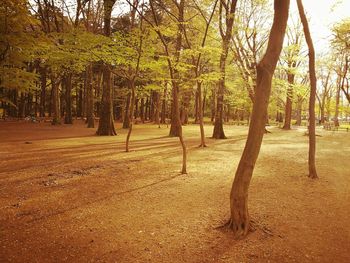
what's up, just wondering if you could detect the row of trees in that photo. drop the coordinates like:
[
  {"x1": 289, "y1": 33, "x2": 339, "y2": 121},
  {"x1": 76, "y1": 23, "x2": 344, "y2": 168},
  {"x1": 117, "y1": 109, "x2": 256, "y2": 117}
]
[
  {"x1": 2, "y1": 1, "x2": 349, "y2": 131},
  {"x1": 1, "y1": 0, "x2": 350, "y2": 238}
]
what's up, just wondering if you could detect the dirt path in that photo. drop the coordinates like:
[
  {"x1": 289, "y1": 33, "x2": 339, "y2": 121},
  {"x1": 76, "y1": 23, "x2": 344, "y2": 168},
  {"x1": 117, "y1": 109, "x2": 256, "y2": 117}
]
[{"x1": 0, "y1": 121, "x2": 349, "y2": 262}]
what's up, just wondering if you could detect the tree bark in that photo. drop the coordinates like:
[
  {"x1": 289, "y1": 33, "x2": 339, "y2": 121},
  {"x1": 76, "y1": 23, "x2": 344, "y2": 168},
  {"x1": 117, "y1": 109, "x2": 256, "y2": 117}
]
[
  {"x1": 40, "y1": 67, "x2": 46, "y2": 117},
  {"x1": 282, "y1": 73, "x2": 294, "y2": 129},
  {"x1": 334, "y1": 85, "x2": 341, "y2": 127},
  {"x1": 96, "y1": 65, "x2": 117, "y2": 135},
  {"x1": 123, "y1": 92, "x2": 131, "y2": 129},
  {"x1": 51, "y1": 76, "x2": 61, "y2": 125},
  {"x1": 140, "y1": 97, "x2": 145, "y2": 123},
  {"x1": 296, "y1": 96, "x2": 303, "y2": 126},
  {"x1": 96, "y1": 0, "x2": 117, "y2": 135},
  {"x1": 64, "y1": 73, "x2": 73, "y2": 124},
  {"x1": 229, "y1": 0, "x2": 290, "y2": 238},
  {"x1": 197, "y1": 82, "x2": 206, "y2": 147},
  {"x1": 297, "y1": 0, "x2": 318, "y2": 179},
  {"x1": 86, "y1": 64, "x2": 95, "y2": 128},
  {"x1": 212, "y1": 0, "x2": 238, "y2": 139},
  {"x1": 194, "y1": 90, "x2": 199, "y2": 124},
  {"x1": 161, "y1": 84, "x2": 167, "y2": 124},
  {"x1": 126, "y1": 80, "x2": 136, "y2": 152},
  {"x1": 154, "y1": 91, "x2": 160, "y2": 127}
]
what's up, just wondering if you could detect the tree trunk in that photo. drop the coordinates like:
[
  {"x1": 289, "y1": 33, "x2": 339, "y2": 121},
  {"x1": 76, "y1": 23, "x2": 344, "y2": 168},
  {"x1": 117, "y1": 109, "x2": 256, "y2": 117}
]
[
  {"x1": 161, "y1": 85, "x2": 167, "y2": 124},
  {"x1": 134, "y1": 98, "x2": 139, "y2": 119},
  {"x1": 197, "y1": 82, "x2": 206, "y2": 147},
  {"x1": 211, "y1": 88, "x2": 215, "y2": 122},
  {"x1": 334, "y1": 85, "x2": 340, "y2": 127},
  {"x1": 18, "y1": 92, "x2": 25, "y2": 118},
  {"x1": 169, "y1": 96, "x2": 181, "y2": 137},
  {"x1": 212, "y1": 43, "x2": 228, "y2": 139},
  {"x1": 86, "y1": 64, "x2": 95, "y2": 128},
  {"x1": 194, "y1": 90, "x2": 199, "y2": 124},
  {"x1": 51, "y1": 76, "x2": 61, "y2": 125},
  {"x1": 212, "y1": 0, "x2": 238, "y2": 139},
  {"x1": 77, "y1": 85, "x2": 83, "y2": 117},
  {"x1": 180, "y1": 92, "x2": 190, "y2": 125},
  {"x1": 297, "y1": 0, "x2": 318, "y2": 179},
  {"x1": 296, "y1": 97, "x2": 302, "y2": 126},
  {"x1": 64, "y1": 73, "x2": 73, "y2": 124},
  {"x1": 96, "y1": 0, "x2": 117, "y2": 135},
  {"x1": 123, "y1": 92, "x2": 131, "y2": 129},
  {"x1": 140, "y1": 97, "x2": 145, "y2": 123},
  {"x1": 154, "y1": 91, "x2": 160, "y2": 127},
  {"x1": 145, "y1": 97, "x2": 150, "y2": 121},
  {"x1": 126, "y1": 80, "x2": 136, "y2": 152},
  {"x1": 40, "y1": 67, "x2": 46, "y2": 117},
  {"x1": 229, "y1": 0, "x2": 289, "y2": 238},
  {"x1": 96, "y1": 65, "x2": 117, "y2": 135},
  {"x1": 282, "y1": 73, "x2": 294, "y2": 129}
]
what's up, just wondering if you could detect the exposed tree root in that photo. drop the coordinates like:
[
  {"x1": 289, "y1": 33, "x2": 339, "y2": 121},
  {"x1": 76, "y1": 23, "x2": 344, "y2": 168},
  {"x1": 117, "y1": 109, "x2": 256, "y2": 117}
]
[{"x1": 214, "y1": 217, "x2": 276, "y2": 239}]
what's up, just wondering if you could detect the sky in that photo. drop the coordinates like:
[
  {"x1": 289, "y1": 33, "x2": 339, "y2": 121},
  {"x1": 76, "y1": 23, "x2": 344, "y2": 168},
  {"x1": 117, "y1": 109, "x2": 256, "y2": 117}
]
[
  {"x1": 112, "y1": 0, "x2": 350, "y2": 56},
  {"x1": 290, "y1": 0, "x2": 350, "y2": 55}
]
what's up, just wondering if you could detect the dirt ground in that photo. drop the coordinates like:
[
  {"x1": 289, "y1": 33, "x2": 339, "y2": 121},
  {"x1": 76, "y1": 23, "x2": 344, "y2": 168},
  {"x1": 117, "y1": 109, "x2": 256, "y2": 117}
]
[{"x1": 0, "y1": 120, "x2": 349, "y2": 263}]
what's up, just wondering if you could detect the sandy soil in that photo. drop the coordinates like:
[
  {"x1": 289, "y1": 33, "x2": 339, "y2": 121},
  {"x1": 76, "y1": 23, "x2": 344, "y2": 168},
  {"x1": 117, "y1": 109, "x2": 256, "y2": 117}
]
[{"x1": 0, "y1": 120, "x2": 349, "y2": 263}]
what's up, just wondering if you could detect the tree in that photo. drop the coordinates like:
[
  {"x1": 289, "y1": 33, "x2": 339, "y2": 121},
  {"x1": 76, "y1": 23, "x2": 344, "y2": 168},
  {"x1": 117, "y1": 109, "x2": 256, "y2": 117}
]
[
  {"x1": 127, "y1": 0, "x2": 188, "y2": 173},
  {"x1": 126, "y1": 1, "x2": 144, "y2": 152},
  {"x1": 212, "y1": 0, "x2": 238, "y2": 139},
  {"x1": 229, "y1": 0, "x2": 290, "y2": 238},
  {"x1": 332, "y1": 19, "x2": 350, "y2": 104},
  {"x1": 282, "y1": 22, "x2": 303, "y2": 130},
  {"x1": 182, "y1": 0, "x2": 219, "y2": 147},
  {"x1": 96, "y1": 0, "x2": 117, "y2": 135},
  {"x1": 297, "y1": 0, "x2": 318, "y2": 179}
]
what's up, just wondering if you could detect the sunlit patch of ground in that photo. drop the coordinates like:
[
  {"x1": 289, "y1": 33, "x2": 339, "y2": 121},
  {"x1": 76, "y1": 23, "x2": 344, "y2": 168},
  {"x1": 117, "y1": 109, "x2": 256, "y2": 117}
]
[{"x1": 0, "y1": 120, "x2": 349, "y2": 262}]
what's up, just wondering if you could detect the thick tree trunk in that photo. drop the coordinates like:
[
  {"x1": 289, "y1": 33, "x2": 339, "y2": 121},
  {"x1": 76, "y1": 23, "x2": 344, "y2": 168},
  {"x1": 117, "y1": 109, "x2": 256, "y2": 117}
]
[
  {"x1": 96, "y1": 0, "x2": 116, "y2": 135},
  {"x1": 51, "y1": 77, "x2": 61, "y2": 125},
  {"x1": 229, "y1": 0, "x2": 289, "y2": 238},
  {"x1": 86, "y1": 64, "x2": 95, "y2": 128},
  {"x1": 169, "y1": 97, "x2": 181, "y2": 137},
  {"x1": 96, "y1": 65, "x2": 117, "y2": 135},
  {"x1": 297, "y1": 0, "x2": 318, "y2": 179},
  {"x1": 64, "y1": 73, "x2": 73, "y2": 124},
  {"x1": 180, "y1": 92, "x2": 190, "y2": 125}
]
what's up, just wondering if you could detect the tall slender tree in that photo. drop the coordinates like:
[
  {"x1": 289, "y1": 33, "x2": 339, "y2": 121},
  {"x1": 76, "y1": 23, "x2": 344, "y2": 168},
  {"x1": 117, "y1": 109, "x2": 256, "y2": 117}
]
[
  {"x1": 229, "y1": 0, "x2": 290, "y2": 238},
  {"x1": 297, "y1": 0, "x2": 318, "y2": 179}
]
